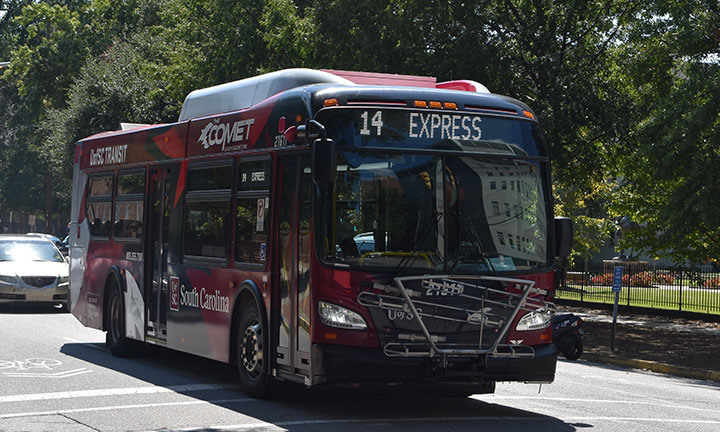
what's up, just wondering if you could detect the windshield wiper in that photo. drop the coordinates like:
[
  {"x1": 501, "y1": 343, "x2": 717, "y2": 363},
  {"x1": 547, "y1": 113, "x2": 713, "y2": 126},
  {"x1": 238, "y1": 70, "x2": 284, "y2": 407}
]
[
  {"x1": 451, "y1": 209, "x2": 497, "y2": 275},
  {"x1": 395, "y1": 209, "x2": 443, "y2": 273}
]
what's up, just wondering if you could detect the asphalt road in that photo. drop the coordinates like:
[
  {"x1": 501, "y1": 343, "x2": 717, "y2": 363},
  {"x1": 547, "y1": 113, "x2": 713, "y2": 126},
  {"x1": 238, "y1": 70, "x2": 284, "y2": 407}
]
[{"x1": 1, "y1": 304, "x2": 719, "y2": 432}]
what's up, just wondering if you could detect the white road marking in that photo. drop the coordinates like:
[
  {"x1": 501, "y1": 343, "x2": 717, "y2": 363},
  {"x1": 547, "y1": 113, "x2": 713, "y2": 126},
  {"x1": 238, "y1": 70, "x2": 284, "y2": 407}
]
[
  {"x1": 153, "y1": 417, "x2": 565, "y2": 432},
  {"x1": 151, "y1": 415, "x2": 720, "y2": 432},
  {"x1": 562, "y1": 417, "x2": 720, "y2": 424},
  {"x1": 0, "y1": 383, "x2": 236, "y2": 403},
  {"x1": 557, "y1": 376, "x2": 710, "y2": 413},
  {"x1": 475, "y1": 395, "x2": 720, "y2": 414},
  {"x1": 3, "y1": 368, "x2": 92, "y2": 378},
  {"x1": 0, "y1": 398, "x2": 253, "y2": 419}
]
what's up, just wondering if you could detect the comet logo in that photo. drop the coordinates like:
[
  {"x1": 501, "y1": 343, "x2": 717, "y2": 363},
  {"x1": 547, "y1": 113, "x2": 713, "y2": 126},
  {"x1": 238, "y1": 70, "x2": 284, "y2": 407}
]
[{"x1": 198, "y1": 118, "x2": 255, "y2": 151}]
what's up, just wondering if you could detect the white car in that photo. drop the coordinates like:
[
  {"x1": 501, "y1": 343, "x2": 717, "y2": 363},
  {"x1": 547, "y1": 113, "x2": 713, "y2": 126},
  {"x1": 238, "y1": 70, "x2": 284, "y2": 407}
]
[{"x1": 0, "y1": 235, "x2": 69, "y2": 310}]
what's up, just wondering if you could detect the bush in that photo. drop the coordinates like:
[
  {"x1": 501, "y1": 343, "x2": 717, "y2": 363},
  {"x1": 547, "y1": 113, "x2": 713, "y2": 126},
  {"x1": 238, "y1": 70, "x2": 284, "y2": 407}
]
[
  {"x1": 702, "y1": 277, "x2": 720, "y2": 289},
  {"x1": 653, "y1": 272, "x2": 675, "y2": 285},
  {"x1": 589, "y1": 273, "x2": 612, "y2": 285},
  {"x1": 629, "y1": 272, "x2": 653, "y2": 287},
  {"x1": 588, "y1": 271, "x2": 673, "y2": 287}
]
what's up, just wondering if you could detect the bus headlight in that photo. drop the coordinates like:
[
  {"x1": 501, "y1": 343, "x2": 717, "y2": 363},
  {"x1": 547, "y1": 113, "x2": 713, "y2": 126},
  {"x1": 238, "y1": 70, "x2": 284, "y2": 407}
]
[
  {"x1": 319, "y1": 301, "x2": 367, "y2": 330},
  {"x1": 515, "y1": 309, "x2": 552, "y2": 332}
]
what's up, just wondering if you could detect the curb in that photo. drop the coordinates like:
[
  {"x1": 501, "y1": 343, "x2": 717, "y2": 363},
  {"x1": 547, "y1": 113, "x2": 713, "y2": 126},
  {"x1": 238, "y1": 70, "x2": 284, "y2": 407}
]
[{"x1": 581, "y1": 353, "x2": 720, "y2": 382}]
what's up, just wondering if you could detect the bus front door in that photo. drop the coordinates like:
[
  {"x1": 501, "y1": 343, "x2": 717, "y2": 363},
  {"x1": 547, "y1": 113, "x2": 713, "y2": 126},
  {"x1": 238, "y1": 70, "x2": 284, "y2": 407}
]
[
  {"x1": 275, "y1": 155, "x2": 312, "y2": 380},
  {"x1": 145, "y1": 165, "x2": 174, "y2": 343}
]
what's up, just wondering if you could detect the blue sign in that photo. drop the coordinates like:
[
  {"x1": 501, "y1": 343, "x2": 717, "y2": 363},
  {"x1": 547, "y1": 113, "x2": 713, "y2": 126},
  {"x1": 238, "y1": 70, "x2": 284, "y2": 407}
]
[{"x1": 612, "y1": 266, "x2": 623, "y2": 293}]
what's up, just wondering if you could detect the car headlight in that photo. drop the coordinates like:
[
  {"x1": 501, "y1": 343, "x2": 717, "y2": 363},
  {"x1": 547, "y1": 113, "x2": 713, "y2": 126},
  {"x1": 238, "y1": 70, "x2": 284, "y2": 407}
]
[
  {"x1": 318, "y1": 301, "x2": 367, "y2": 330},
  {"x1": 58, "y1": 276, "x2": 69, "y2": 285},
  {"x1": 0, "y1": 274, "x2": 18, "y2": 284},
  {"x1": 515, "y1": 309, "x2": 552, "y2": 332}
]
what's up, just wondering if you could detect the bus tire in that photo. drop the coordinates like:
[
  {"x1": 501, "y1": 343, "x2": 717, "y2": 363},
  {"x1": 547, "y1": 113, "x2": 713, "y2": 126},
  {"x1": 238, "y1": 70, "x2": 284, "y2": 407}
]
[
  {"x1": 105, "y1": 277, "x2": 133, "y2": 357},
  {"x1": 237, "y1": 300, "x2": 272, "y2": 398}
]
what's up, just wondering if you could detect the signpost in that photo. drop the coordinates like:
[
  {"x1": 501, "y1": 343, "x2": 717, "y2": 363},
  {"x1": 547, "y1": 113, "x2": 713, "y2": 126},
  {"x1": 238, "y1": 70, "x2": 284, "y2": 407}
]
[{"x1": 610, "y1": 265, "x2": 623, "y2": 351}]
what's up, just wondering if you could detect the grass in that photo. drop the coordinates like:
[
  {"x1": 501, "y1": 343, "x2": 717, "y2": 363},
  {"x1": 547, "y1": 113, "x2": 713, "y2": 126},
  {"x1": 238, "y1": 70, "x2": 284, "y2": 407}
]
[{"x1": 557, "y1": 283, "x2": 720, "y2": 316}]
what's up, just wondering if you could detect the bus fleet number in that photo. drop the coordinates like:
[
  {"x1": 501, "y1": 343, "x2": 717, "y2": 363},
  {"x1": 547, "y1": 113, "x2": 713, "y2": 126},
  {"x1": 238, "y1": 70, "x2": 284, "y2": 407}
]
[{"x1": 359, "y1": 111, "x2": 384, "y2": 136}]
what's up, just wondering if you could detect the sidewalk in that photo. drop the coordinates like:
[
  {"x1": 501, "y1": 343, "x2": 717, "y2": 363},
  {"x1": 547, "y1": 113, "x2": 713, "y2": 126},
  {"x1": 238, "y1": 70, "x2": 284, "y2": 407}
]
[
  {"x1": 558, "y1": 306, "x2": 720, "y2": 382},
  {"x1": 575, "y1": 311, "x2": 720, "y2": 336}
]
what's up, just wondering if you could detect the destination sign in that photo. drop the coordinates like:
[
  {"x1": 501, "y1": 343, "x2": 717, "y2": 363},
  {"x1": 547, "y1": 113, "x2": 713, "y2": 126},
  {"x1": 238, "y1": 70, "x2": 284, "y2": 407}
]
[
  {"x1": 317, "y1": 108, "x2": 542, "y2": 157},
  {"x1": 354, "y1": 110, "x2": 483, "y2": 141}
]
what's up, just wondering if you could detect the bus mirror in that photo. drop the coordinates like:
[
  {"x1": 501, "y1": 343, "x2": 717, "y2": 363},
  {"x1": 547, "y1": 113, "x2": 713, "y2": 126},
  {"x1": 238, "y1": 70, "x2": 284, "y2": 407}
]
[
  {"x1": 312, "y1": 138, "x2": 336, "y2": 185},
  {"x1": 554, "y1": 217, "x2": 573, "y2": 258}
]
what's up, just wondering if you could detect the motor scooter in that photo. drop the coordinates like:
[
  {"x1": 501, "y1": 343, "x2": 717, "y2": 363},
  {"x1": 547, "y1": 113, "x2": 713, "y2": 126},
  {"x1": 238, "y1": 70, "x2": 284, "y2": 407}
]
[{"x1": 552, "y1": 313, "x2": 584, "y2": 360}]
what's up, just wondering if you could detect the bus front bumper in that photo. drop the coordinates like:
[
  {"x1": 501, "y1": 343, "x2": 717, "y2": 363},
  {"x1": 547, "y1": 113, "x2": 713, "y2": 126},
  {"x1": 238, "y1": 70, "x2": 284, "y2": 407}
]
[{"x1": 310, "y1": 343, "x2": 557, "y2": 387}]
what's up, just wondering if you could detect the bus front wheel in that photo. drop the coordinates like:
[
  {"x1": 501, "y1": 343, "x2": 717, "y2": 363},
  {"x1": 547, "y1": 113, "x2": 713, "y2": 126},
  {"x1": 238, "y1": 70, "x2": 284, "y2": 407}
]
[
  {"x1": 237, "y1": 301, "x2": 272, "y2": 398},
  {"x1": 105, "y1": 277, "x2": 133, "y2": 357}
]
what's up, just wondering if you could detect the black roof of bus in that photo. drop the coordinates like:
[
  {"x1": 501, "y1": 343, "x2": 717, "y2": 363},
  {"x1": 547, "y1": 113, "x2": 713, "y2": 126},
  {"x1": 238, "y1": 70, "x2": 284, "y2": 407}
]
[{"x1": 301, "y1": 84, "x2": 534, "y2": 118}]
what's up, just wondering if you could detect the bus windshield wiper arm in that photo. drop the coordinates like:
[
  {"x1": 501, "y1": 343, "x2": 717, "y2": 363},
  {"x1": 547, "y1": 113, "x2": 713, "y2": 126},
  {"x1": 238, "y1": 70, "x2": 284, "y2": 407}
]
[
  {"x1": 395, "y1": 210, "x2": 443, "y2": 273},
  {"x1": 453, "y1": 210, "x2": 496, "y2": 275}
]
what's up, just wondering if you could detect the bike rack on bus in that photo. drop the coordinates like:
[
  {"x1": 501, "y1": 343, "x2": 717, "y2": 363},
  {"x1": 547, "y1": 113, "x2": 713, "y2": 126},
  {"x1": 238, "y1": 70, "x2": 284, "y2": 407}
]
[{"x1": 357, "y1": 274, "x2": 555, "y2": 362}]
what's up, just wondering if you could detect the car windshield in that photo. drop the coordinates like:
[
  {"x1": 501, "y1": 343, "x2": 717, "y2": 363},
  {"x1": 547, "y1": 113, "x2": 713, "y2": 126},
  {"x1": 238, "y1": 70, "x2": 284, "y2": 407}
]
[
  {"x1": 315, "y1": 109, "x2": 551, "y2": 273},
  {"x1": 0, "y1": 240, "x2": 65, "y2": 263}
]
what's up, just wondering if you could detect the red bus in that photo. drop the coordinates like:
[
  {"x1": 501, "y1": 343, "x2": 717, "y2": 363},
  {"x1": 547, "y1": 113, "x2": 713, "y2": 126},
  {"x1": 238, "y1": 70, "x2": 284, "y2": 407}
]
[{"x1": 68, "y1": 68, "x2": 573, "y2": 397}]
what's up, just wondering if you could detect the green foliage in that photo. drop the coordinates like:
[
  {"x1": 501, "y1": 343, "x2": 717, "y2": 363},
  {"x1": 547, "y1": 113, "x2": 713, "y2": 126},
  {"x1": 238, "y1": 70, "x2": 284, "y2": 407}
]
[
  {"x1": 4, "y1": 2, "x2": 89, "y2": 111},
  {"x1": 610, "y1": 0, "x2": 720, "y2": 262},
  {"x1": 44, "y1": 34, "x2": 177, "y2": 178}
]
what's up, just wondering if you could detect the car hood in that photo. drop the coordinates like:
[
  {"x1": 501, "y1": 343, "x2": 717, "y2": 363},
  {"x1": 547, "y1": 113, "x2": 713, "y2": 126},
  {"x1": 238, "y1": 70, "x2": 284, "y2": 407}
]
[{"x1": 0, "y1": 261, "x2": 69, "y2": 277}]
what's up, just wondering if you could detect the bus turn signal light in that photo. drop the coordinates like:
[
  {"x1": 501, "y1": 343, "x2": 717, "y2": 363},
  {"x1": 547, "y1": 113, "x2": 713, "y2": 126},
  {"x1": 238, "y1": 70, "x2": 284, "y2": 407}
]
[
  {"x1": 324, "y1": 98, "x2": 338, "y2": 107},
  {"x1": 523, "y1": 110, "x2": 535, "y2": 119}
]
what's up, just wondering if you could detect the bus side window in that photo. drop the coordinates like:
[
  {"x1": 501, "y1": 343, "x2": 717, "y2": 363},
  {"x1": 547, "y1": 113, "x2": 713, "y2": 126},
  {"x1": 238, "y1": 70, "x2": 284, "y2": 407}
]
[
  {"x1": 235, "y1": 159, "x2": 270, "y2": 265},
  {"x1": 183, "y1": 162, "x2": 233, "y2": 260},
  {"x1": 114, "y1": 171, "x2": 145, "y2": 240},
  {"x1": 86, "y1": 174, "x2": 114, "y2": 238}
]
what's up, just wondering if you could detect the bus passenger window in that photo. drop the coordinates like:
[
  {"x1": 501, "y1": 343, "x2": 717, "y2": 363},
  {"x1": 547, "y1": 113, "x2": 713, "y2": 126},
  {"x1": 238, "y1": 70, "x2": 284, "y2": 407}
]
[
  {"x1": 114, "y1": 171, "x2": 145, "y2": 240},
  {"x1": 235, "y1": 159, "x2": 271, "y2": 265},
  {"x1": 86, "y1": 174, "x2": 113, "y2": 238},
  {"x1": 185, "y1": 200, "x2": 230, "y2": 258},
  {"x1": 183, "y1": 163, "x2": 232, "y2": 260},
  {"x1": 235, "y1": 197, "x2": 268, "y2": 263}
]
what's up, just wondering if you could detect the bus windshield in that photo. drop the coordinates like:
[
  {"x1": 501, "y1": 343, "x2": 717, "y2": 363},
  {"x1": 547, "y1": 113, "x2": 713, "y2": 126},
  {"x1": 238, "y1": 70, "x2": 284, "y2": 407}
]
[{"x1": 315, "y1": 108, "x2": 551, "y2": 272}]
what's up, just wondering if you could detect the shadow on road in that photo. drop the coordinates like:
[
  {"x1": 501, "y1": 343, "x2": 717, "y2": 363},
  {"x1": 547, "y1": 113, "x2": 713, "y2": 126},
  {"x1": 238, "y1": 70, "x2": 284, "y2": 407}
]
[
  {"x1": 60, "y1": 341, "x2": 577, "y2": 431},
  {"x1": 0, "y1": 303, "x2": 68, "y2": 314}
]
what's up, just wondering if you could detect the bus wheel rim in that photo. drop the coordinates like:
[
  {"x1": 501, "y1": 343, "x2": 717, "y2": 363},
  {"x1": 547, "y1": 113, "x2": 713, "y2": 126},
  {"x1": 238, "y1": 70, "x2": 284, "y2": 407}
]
[{"x1": 241, "y1": 320, "x2": 262, "y2": 378}]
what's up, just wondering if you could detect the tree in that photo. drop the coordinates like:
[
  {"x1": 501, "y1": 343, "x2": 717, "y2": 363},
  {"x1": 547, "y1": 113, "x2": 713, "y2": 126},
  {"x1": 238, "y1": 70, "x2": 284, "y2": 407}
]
[{"x1": 610, "y1": 0, "x2": 720, "y2": 262}]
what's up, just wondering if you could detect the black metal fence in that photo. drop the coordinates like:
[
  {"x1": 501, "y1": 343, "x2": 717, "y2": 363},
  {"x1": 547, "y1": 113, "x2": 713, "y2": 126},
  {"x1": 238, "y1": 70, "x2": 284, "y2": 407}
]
[{"x1": 557, "y1": 259, "x2": 720, "y2": 315}]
